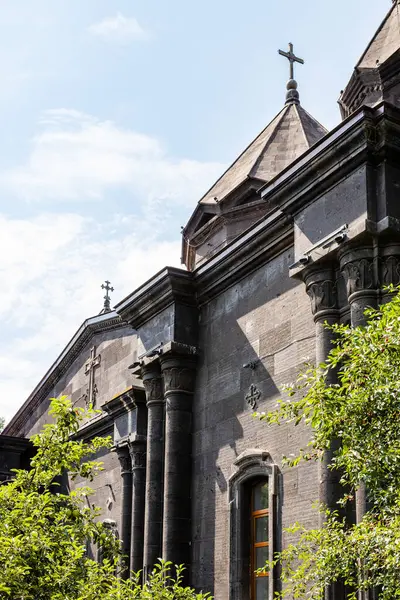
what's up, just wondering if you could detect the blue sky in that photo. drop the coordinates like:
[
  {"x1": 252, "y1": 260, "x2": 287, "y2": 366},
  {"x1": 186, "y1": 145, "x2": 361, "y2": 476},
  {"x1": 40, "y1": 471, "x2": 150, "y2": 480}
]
[{"x1": 0, "y1": 0, "x2": 390, "y2": 420}]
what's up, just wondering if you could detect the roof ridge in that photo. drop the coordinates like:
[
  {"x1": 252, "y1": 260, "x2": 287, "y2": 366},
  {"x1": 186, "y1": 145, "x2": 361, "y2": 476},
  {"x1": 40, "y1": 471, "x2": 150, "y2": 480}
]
[
  {"x1": 295, "y1": 104, "x2": 328, "y2": 146},
  {"x1": 248, "y1": 105, "x2": 291, "y2": 179},
  {"x1": 198, "y1": 105, "x2": 288, "y2": 205},
  {"x1": 356, "y1": 2, "x2": 399, "y2": 68}
]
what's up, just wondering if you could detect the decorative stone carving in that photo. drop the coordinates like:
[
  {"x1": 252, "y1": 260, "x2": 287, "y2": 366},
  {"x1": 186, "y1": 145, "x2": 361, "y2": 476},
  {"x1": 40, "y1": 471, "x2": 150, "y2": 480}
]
[
  {"x1": 245, "y1": 384, "x2": 261, "y2": 410},
  {"x1": 341, "y1": 258, "x2": 374, "y2": 297},
  {"x1": 142, "y1": 376, "x2": 163, "y2": 403},
  {"x1": 129, "y1": 446, "x2": 146, "y2": 469},
  {"x1": 306, "y1": 280, "x2": 337, "y2": 315},
  {"x1": 162, "y1": 367, "x2": 195, "y2": 394},
  {"x1": 84, "y1": 346, "x2": 101, "y2": 407},
  {"x1": 116, "y1": 446, "x2": 131, "y2": 475},
  {"x1": 381, "y1": 255, "x2": 400, "y2": 287}
]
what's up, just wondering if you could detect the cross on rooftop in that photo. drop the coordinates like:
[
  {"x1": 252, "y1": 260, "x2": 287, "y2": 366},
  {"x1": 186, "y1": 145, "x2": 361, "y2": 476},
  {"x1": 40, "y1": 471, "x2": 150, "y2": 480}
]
[
  {"x1": 101, "y1": 280, "x2": 114, "y2": 313},
  {"x1": 278, "y1": 43, "x2": 304, "y2": 81}
]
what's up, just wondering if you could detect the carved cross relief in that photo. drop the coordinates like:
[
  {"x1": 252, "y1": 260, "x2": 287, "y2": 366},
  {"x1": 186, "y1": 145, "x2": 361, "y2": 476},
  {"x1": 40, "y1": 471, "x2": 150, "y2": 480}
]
[
  {"x1": 245, "y1": 383, "x2": 261, "y2": 410},
  {"x1": 83, "y1": 346, "x2": 101, "y2": 407}
]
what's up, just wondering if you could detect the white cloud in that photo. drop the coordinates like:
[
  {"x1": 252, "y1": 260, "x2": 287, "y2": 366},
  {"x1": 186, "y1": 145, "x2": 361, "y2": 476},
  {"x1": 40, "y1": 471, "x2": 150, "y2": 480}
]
[
  {"x1": 0, "y1": 212, "x2": 181, "y2": 422},
  {"x1": 0, "y1": 107, "x2": 225, "y2": 423},
  {"x1": 2, "y1": 108, "x2": 223, "y2": 206},
  {"x1": 88, "y1": 13, "x2": 150, "y2": 44}
]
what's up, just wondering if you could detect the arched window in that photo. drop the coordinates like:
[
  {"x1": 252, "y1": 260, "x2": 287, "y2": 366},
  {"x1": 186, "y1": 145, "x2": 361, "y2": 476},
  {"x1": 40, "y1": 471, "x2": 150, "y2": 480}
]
[{"x1": 229, "y1": 450, "x2": 278, "y2": 600}]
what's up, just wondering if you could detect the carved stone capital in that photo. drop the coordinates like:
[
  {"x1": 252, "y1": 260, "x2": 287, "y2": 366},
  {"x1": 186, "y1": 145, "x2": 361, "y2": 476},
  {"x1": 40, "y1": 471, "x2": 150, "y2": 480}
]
[
  {"x1": 304, "y1": 264, "x2": 338, "y2": 319},
  {"x1": 128, "y1": 440, "x2": 147, "y2": 470},
  {"x1": 160, "y1": 355, "x2": 197, "y2": 396},
  {"x1": 141, "y1": 363, "x2": 163, "y2": 407},
  {"x1": 380, "y1": 245, "x2": 400, "y2": 288},
  {"x1": 115, "y1": 444, "x2": 131, "y2": 475},
  {"x1": 339, "y1": 247, "x2": 376, "y2": 300}
]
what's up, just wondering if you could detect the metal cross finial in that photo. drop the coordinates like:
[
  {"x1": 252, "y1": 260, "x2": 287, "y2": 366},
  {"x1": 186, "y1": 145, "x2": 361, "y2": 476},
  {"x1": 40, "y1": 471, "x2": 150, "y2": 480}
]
[
  {"x1": 278, "y1": 43, "x2": 304, "y2": 81},
  {"x1": 101, "y1": 280, "x2": 114, "y2": 313}
]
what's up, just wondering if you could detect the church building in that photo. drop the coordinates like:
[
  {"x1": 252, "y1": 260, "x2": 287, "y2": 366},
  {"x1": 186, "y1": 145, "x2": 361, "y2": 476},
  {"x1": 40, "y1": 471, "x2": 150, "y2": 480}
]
[{"x1": 2, "y1": 3, "x2": 400, "y2": 599}]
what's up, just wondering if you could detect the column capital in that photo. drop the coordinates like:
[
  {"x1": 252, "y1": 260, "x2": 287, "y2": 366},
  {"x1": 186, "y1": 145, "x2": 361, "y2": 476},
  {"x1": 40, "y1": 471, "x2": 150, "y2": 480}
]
[
  {"x1": 114, "y1": 443, "x2": 132, "y2": 475},
  {"x1": 339, "y1": 246, "x2": 376, "y2": 301},
  {"x1": 128, "y1": 438, "x2": 147, "y2": 470},
  {"x1": 303, "y1": 263, "x2": 339, "y2": 322},
  {"x1": 160, "y1": 353, "x2": 197, "y2": 396},
  {"x1": 141, "y1": 362, "x2": 164, "y2": 407}
]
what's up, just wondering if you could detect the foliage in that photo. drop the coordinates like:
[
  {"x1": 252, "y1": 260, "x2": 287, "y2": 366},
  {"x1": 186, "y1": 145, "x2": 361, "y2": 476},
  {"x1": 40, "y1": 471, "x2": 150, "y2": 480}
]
[
  {"x1": 258, "y1": 288, "x2": 400, "y2": 599},
  {"x1": 0, "y1": 417, "x2": 4, "y2": 433},
  {"x1": 0, "y1": 396, "x2": 212, "y2": 600}
]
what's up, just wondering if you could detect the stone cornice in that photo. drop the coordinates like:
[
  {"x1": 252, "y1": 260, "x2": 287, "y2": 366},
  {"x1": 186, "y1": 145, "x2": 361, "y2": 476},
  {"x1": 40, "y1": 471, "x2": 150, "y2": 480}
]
[
  {"x1": 115, "y1": 267, "x2": 196, "y2": 330},
  {"x1": 194, "y1": 208, "x2": 293, "y2": 305},
  {"x1": 4, "y1": 312, "x2": 127, "y2": 437},
  {"x1": 260, "y1": 104, "x2": 379, "y2": 213}
]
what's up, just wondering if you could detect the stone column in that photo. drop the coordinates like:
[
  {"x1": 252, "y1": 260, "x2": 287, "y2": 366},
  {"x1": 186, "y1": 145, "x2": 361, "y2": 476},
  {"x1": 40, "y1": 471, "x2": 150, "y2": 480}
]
[
  {"x1": 129, "y1": 438, "x2": 147, "y2": 575},
  {"x1": 142, "y1": 361, "x2": 165, "y2": 577},
  {"x1": 115, "y1": 443, "x2": 133, "y2": 578},
  {"x1": 305, "y1": 264, "x2": 344, "y2": 600},
  {"x1": 305, "y1": 264, "x2": 341, "y2": 518},
  {"x1": 340, "y1": 246, "x2": 377, "y2": 524},
  {"x1": 160, "y1": 352, "x2": 197, "y2": 572}
]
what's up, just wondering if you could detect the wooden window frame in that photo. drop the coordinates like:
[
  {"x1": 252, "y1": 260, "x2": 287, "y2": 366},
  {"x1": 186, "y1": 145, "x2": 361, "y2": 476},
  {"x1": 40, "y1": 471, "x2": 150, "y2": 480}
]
[{"x1": 251, "y1": 484, "x2": 269, "y2": 600}]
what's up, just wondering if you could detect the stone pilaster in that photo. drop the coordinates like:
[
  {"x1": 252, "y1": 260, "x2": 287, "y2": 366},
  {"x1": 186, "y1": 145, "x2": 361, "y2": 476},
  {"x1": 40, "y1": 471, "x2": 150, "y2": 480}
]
[
  {"x1": 115, "y1": 443, "x2": 133, "y2": 578},
  {"x1": 305, "y1": 264, "x2": 341, "y2": 516},
  {"x1": 128, "y1": 438, "x2": 147, "y2": 575},
  {"x1": 142, "y1": 361, "x2": 165, "y2": 578},
  {"x1": 340, "y1": 246, "x2": 378, "y2": 528},
  {"x1": 160, "y1": 351, "x2": 197, "y2": 572}
]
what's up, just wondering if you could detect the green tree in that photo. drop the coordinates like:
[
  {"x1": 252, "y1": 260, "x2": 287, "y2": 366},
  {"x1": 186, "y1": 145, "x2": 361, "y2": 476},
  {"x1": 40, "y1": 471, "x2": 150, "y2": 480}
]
[
  {"x1": 259, "y1": 288, "x2": 400, "y2": 599},
  {"x1": 0, "y1": 396, "x2": 211, "y2": 600}
]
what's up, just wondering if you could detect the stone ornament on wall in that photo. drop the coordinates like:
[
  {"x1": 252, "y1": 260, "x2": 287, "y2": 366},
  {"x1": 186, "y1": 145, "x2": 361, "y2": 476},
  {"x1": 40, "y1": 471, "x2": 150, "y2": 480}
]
[
  {"x1": 162, "y1": 367, "x2": 195, "y2": 394},
  {"x1": 306, "y1": 279, "x2": 337, "y2": 315},
  {"x1": 245, "y1": 384, "x2": 261, "y2": 410}
]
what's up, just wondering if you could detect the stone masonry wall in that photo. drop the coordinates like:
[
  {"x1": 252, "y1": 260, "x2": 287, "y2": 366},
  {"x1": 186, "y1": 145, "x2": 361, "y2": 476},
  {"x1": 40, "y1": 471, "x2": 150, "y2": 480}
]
[
  {"x1": 192, "y1": 246, "x2": 318, "y2": 598},
  {"x1": 19, "y1": 325, "x2": 138, "y2": 537}
]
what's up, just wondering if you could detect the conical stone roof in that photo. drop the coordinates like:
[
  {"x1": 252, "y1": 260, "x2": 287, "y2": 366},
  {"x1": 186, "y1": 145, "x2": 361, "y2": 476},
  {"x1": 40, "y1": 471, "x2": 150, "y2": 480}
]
[{"x1": 199, "y1": 100, "x2": 327, "y2": 206}]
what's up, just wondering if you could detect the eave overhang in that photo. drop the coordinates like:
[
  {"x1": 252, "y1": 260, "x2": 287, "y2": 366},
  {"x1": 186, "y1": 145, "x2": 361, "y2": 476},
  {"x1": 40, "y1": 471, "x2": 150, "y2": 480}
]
[{"x1": 115, "y1": 267, "x2": 196, "y2": 330}]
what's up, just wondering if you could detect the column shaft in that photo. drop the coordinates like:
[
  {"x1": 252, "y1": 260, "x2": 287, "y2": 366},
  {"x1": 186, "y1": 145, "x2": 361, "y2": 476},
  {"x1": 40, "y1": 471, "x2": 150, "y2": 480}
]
[
  {"x1": 142, "y1": 363, "x2": 165, "y2": 577},
  {"x1": 129, "y1": 440, "x2": 147, "y2": 575},
  {"x1": 116, "y1": 445, "x2": 133, "y2": 578},
  {"x1": 161, "y1": 355, "x2": 196, "y2": 572}
]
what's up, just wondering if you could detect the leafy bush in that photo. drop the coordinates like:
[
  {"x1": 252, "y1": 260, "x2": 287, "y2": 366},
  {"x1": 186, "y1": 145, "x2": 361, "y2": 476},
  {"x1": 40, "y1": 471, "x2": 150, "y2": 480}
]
[
  {"x1": 0, "y1": 396, "x2": 212, "y2": 600},
  {"x1": 258, "y1": 288, "x2": 400, "y2": 599}
]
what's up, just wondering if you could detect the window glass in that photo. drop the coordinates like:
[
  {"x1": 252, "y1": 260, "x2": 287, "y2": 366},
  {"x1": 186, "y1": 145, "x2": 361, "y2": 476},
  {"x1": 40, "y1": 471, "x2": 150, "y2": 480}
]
[
  {"x1": 253, "y1": 481, "x2": 269, "y2": 511},
  {"x1": 255, "y1": 515, "x2": 269, "y2": 543},
  {"x1": 255, "y1": 576, "x2": 269, "y2": 600}
]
